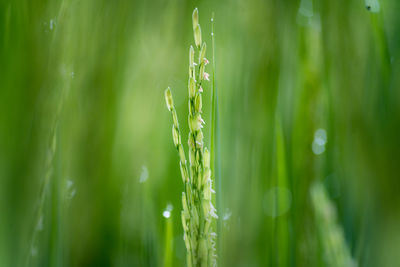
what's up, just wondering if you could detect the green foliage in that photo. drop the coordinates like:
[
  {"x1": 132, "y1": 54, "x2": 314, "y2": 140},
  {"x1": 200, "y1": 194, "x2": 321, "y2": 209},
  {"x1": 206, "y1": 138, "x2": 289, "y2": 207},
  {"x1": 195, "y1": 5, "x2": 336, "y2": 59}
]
[{"x1": 1, "y1": 0, "x2": 400, "y2": 266}]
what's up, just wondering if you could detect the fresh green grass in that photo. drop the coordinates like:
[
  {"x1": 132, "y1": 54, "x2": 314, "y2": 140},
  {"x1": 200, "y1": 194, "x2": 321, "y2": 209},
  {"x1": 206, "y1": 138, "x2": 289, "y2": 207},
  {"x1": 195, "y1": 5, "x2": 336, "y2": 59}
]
[{"x1": 1, "y1": 0, "x2": 400, "y2": 266}]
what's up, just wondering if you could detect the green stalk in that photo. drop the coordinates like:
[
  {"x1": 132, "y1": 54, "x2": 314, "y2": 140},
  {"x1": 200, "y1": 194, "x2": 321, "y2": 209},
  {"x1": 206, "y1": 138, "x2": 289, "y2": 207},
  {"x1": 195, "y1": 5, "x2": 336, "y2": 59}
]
[
  {"x1": 311, "y1": 182, "x2": 357, "y2": 267},
  {"x1": 163, "y1": 215, "x2": 173, "y2": 267},
  {"x1": 210, "y1": 13, "x2": 216, "y2": 186},
  {"x1": 210, "y1": 12, "x2": 221, "y2": 264}
]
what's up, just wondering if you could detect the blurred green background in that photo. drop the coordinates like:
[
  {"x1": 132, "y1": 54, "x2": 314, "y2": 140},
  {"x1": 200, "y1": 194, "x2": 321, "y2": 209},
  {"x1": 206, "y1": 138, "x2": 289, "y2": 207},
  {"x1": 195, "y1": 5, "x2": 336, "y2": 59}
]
[{"x1": 1, "y1": 0, "x2": 400, "y2": 266}]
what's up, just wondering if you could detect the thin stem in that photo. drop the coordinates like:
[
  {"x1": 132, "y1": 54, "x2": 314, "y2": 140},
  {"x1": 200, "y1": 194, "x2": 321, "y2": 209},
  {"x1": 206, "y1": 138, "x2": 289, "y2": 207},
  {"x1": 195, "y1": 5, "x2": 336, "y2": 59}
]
[{"x1": 210, "y1": 12, "x2": 221, "y2": 264}]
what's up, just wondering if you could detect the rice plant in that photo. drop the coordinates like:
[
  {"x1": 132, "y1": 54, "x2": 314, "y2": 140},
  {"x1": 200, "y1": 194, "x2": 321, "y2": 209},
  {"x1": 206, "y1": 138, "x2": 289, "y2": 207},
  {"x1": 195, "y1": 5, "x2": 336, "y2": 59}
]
[
  {"x1": 3, "y1": 0, "x2": 400, "y2": 266},
  {"x1": 164, "y1": 8, "x2": 217, "y2": 267}
]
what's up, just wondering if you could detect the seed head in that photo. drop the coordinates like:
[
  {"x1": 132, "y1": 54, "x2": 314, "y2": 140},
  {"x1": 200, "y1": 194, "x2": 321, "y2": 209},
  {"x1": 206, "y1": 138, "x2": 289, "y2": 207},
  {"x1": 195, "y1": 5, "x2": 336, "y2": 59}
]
[
  {"x1": 189, "y1": 147, "x2": 196, "y2": 166},
  {"x1": 192, "y1": 8, "x2": 199, "y2": 30},
  {"x1": 204, "y1": 220, "x2": 211, "y2": 233},
  {"x1": 202, "y1": 200, "x2": 210, "y2": 217},
  {"x1": 172, "y1": 110, "x2": 179, "y2": 127},
  {"x1": 182, "y1": 212, "x2": 188, "y2": 232},
  {"x1": 189, "y1": 114, "x2": 203, "y2": 131},
  {"x1": 164, "y1": 87, "x2": 174, "y2": 111},
  {"x1": 184, "y1": 232, "x2": 191, "y2": 251},
  {"x1": 180, "y1": 161, "x2": 189, "y2": 183},
  {"x1": 196, "y1": 131, "x2": 203, "y2": 147},
  {"x1": 194, "y1": 25, "x2": 202, "y2": 48},
  {"x1": 204, "y1": 183, "x2": 211, "y2": 200},
  {"x1": 165, "y1": 8, "x2": 218, "y2": 265},
  {"x1": 182, "y1": 192, "x2": 189, "y2": 215},
  {"x1": 188, "y1": 132, "x2": 195, "y2": 148},
  {"x1": 194, "y1": 93, "x2": 202, "y2": 113},
  {"x1": 192, "y1": 206, "x2": 199, "y2": 227},
  {"x1": 178, "y1": 145, "x2": 186, "y2": 164},
  {"x1": 189, "y1": 45, "x2": 195, "y2": 67},
  {"x1": 172, "y1": 126, "x2": 180, "y2": 146},
  {"x1": 199, "y1": 64, "x2": 205, "y2": 82},
  {"x1": 199, "y1": 42, "x2": 206, "y2": 63},
  {"x1": 189, "y1": 66, "x2": 195, "y2": 79},
  {"x1": 188, "y1": 77, "x2": 196, "y2": 98},
  {"x1": 204, "y1": 148, "x2": 210, "y2": 168}
]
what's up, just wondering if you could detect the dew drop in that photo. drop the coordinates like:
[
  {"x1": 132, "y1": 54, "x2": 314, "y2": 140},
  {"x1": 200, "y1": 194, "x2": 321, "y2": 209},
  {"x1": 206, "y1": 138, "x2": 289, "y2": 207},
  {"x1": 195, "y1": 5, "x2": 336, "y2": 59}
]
[
  {"x1": 139, "y1": 165, "x2": 149, "y2": 183},
  {"x1": 312, "y1": 140, "x2": 326, "y2": 155},
  {"x1": 66, "y1": 179, "x2": 76, "y2": 200},
  {"x1": 365, "y1": 0, "x2": 380, "y2": 13},
  {"x1": 31, "y1": 247, "x2": 38, "y2": 256},
  {"x1": 163, "y1": 210, "x2": 171, "y2": 218},
  {"x1": 36, "y1": 215, "x2": 43, "y2": 231},
  {"x1": 223, "y1": 209, "x2": 232, "y2": 221},
  {"x1": 49, "y1": 19, "x2": 55, "y2": 30},
  {"x1": 312, "y1": 128, "x2": 327, "y2": 155},
  {"x1": 163, "y1": 203, "x2": 173, "y2": 218}
]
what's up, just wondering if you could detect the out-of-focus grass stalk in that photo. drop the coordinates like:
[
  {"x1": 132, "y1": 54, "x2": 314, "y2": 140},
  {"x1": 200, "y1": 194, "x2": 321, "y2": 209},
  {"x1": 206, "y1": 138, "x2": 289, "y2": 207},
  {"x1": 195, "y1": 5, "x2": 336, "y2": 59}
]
[
  {"x1": 274, "y1": 118, "x2": 289, "y2": 266},
  {"x1": 25, "y1": 2, "x2": 72, "y2": 261},
  {"x1": 43, "y1": 86, "x2": 69, "y2": 267},
  {"x1": 366, "y1": 3, "x2": 391, "y2": 74},
  {"x1": 25, "y1": 125, "x2": 57, "y2": 267},
  {"x1": 311, "y1": 182, "x2": 357, "y2": 267},
  {"x1": 163, "y1": 216, "x2": 173, "y2": 267},
  {"x1": 366, "y1": 4, "x2": 392, "y2": 112},
  {"x1": 50, "y1": 138, "x2": 62, "y2": 267}
]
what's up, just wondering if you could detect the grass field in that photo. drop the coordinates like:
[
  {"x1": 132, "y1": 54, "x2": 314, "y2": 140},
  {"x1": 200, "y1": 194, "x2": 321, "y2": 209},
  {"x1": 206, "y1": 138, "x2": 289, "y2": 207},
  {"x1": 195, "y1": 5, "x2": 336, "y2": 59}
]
[{"x1": 1, "y1": 0, "x2": 400, "y2": 266}]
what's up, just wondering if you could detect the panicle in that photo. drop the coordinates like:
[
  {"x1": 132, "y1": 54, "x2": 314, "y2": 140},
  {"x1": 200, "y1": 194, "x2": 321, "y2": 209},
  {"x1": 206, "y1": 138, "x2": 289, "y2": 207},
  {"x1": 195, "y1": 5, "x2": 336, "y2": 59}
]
[{"x1": 165, "y1": 8, "x2": 218, "y2": 266}]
